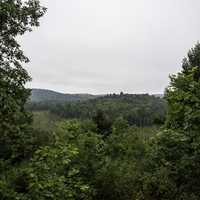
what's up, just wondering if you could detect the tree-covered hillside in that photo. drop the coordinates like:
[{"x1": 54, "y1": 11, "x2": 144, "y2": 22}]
[
  {"x1": 30, "y1": 88, "x2": 98, "y2": 102},
  {"x1": 28, "y1": 93, "x2": 167, "y2": 127}
]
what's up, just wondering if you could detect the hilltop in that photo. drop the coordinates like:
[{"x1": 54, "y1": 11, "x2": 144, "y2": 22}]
[{"x1": 30, "y1": 88, "x2": 98, "y2": 102}]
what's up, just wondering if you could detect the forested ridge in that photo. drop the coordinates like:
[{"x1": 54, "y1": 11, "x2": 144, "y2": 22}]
[
  {"x1": 27, "y1": 93, "x2": 166, "y2": 127},
  {"x1": 1, "y1": 1, "x2": 200, "y2": 200},
  {"x1": 30, "y1": 88, "x2": 98, "y2": 103}
]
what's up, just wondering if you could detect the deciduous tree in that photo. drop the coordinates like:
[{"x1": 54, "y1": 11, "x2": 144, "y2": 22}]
[{"x1": 0, "y1": 0, "x2": 46, "y2": 161}]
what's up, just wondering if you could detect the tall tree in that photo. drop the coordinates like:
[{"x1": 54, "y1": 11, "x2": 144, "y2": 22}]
[
  {"x1": 0, "y1": 0, "x2": 46, "y2": 161},
  {"x1": 142, "y1": 43, "x2": 200, "y2": 199},
  {"x1": 165, "y1": 42, "x2": 200, "y2": 131}
]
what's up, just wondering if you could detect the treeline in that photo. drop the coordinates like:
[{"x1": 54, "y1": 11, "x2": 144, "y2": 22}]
[{"x1": 27, "y1": 93, "x2": 167, "y2": 127}]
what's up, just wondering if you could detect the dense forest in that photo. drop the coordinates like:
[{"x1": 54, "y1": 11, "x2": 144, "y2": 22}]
[
  {"x1": 1, "y1": 1, "x2": 200, "y2": 200},
  {"x1": 27, "y1": 93, "x2": 166, "y2": 128}
]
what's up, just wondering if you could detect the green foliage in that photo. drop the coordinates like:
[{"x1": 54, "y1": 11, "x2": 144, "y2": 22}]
[
  {"x1": 141, "y1": 43, "x2": 200, "y2": 199},
  {"x1": 165, "y1": 66, "x2": 200, "y2": 131},
  {"x1": 55, "y1": 120, "x2": 105, "y2": 183},
  {"x1": 0, "y1": 141, "x2": 90, "y2": 200},
  {"x1": 112, "y1": 116, "x2": 129, "y2": 133},
  {"x1": 25, "y1": 143, "x2": 90, "y2": 200},
  {"x1": 27, "y1": 93, "x2": 167, "y2": 127},
  {"x1": 0, "y1": 0, "x2": 46, "y2": 161},
  {"x1": 165, "y1": 42, "x2": 200, "y2": 131},
  {"x1": 94, "y1": 125, "x2": 147, "y2": 200},
  {"x1": 93, "y1": 109, "x2": 112, "y2": 137},
  {"x1": 54, "y1": 119, "x2": 155, "y2": 200},
  {"x1": 141, "y1": 129, "x2": 200, "y2": 199}
]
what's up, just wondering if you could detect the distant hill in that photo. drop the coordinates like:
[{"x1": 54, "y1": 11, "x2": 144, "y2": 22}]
[
  {"x1": 30, "y1": 89, "x2": 164, "y2": 103},
  {"x1": 30, "y1": 89, "x2": 98, "y2": 103}
]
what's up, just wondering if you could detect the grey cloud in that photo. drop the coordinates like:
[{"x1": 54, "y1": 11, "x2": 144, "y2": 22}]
[{"x1": 21, "y1": 0, "x2": 200, "y2": 94}]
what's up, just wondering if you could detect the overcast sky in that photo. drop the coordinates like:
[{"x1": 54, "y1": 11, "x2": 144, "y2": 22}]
[{"x1": 20, "y1": 0, "x2": 200, "y2": 94}]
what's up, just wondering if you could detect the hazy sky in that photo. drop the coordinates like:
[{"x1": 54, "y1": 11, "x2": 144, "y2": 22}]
[{"x1": 20, "y1": 0, "x2": 200, "y2": 94}]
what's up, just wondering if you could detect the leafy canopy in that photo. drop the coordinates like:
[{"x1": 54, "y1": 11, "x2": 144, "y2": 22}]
[
  {"x1": 165, "y1": 42, "x2": 200, "y2": 131},
  {"x1": 142, "y1": 43, "x2": 200, "y2": 200},
  {"x1": 0, "y1": 0, "x2": 46, "y2": 161}
]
